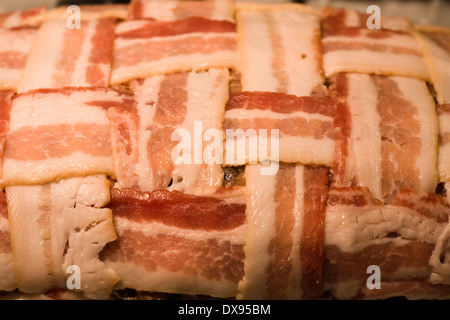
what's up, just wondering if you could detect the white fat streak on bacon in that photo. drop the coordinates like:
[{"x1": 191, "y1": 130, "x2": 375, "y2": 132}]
[
  {"x1": 110, "y1": 22, "x2": 237, "y2": 85},
  {"x1": 238, "y1": 164, "x2": 305, "y2": 299},
  {"x1": 322, "y1": 28, "x2": 430, "y2": 80},
  {"x1": 0, "y1": 29, "x2": 37, "y2": 90},
  {"x1": 416, "y1": 32, "x2": 450, "y2": 105},
  {"x1": 1, "y1": 88, "x2": 124, "y2": 186},
  {"x1": 110, "y1": 69, "x2": 228, "y2": 194},
  {"x1": 18, "y1": 19, "x2": 114, "y2": 93},
  {"x1": 130, "y1": 0, "x2": 235, "y2": 22},
  {"x1": 5, "y1": 175, "x2": 118, "y2": 299},
  {"x1": 236, "y1": 6, "x2": 325, "y2": 97},
  {"x1": 331, "y1": 73, "x2": 438, "y2": 202}
]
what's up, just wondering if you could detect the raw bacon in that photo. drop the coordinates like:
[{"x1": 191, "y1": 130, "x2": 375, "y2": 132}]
[
  {"x1": 110, "y1": 18, "x2": 236, "y2": 84},
  {"x1": 108, "y1": 69, "x2": 229, "y2": 195},
  {"x1": 2, "y1": 87, "x2": 133, "y2": 186},
  {"x1": 223, "y1": 91, "x2": 336, "y2": 166},
  {"x1": 236, "y1": 3, "x2": 326, "y2": 97},
  {"x1": 17, "y1": 18, "x2": 116, "y2": 93},
  {"x1": 238, "y1": 164, "x2": 329, "y2": 299},
  {"x1": 329, "y1": 73, "x2": 438, "y2": 202},
  {"x1": 101, "y1": 187, "x2": 246, "y2": 298}
]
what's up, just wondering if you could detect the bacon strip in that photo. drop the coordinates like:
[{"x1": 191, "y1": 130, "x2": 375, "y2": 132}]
[
  {"x1": 0, "y1": 6, "x2": 46, "y2": 29},
  {"x1": 322, "y1": 26, "x2": 429, "y2": 79},
  {"x1": 321, "y1": 6, "x2": 412, "y2": 32},
  {"x1": 238, "y1": 164, "x2": 329, "y2": 299},
  {"x1": 108, "y1": 69, "x2": 229, "y2": 195},
  {"x1": 0, "y1": 29, "x2": 37, "y2": 90},
  {"x1": 223, "y1": 91, "x2": 336, "y2": 166},
  {"x1": 128, "y1": 0, "x2": 235, "y2": 21},
  {"x1": 329, "y1": 73, "x2": 438, "y2": 202},
  {"x1": 236, "y1": 3, "x2": 325, "y2": 97},
  {"x1": 101, "y1": 187, "x2": 246, "y2": 298},
  {"x1": 324, "y1": 186, "x2": 450, "y2": 299},
  {"x1": 6, "y1": 175, "x2": 118, "y2": 299},
  {"x1": 0, "y1": 191, "x2": 15, "y2": 292},
  {"x1": 2, "y1": 87, "x2": 132, "y2": 186},
  {"x1": 17, "y1": 18, "x2": 115, "y2": 93},
  {"x1": 110, "y1": 18, "x2": 236, "y2": 84}
]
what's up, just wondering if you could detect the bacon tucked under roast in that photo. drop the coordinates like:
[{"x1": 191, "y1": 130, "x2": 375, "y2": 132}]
[
  {"x1": 324, "y1": 186, "x2": 450, "y2": 299},
  {"x1": 101, "y1": 187, "x2": 246, "y2": 298},
  {"x1": 108, "y1": 68, "x2": 229, "y2": 195},
  {"x1": 0, "y1": 191, "x2": 15, "y2": 292},
  {"x1": 329, "y1": 72, "x2": 438, "y2": 203},
  {"x1": 110, "y1": 17, "x2": 237, "y2": 85}
]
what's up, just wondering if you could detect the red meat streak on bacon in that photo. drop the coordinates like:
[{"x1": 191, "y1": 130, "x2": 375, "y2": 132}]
[
  {"x1": 117, "y1": 17, "x2": 236, "y2": 39},
  {"x1": 137, "y1": 72, "x2": 188, "y2": 189},
  {"x1": 114, "y1": 35, "x2": 236, "y2": 68},
  {"x1": 224, "y1": 92, "x2": 336, "y2": 140},
  {"x1": 0, "y1": 51, "x2": 27, "y2": 69},
  {"x1": 226, "y1": 91, "x2": 336, "y2": 117},
  {"x1": 0, "y1": 192, "x2": 10, "y2": 255},
  {"x1": 300, "y1": 166, "x2": 330, "y2": 299},
  {"x1": 108, "y1": 188, "x2": 246, "y2": 231},
  {"x1": 329, "y1": 73, "x2": 352, "y2": 186},
  {"x1": 86, "y1": 18, "x2": 116, "y2": 86},
  {"x1": 128, "y1": 0, "x2": 143, "y2": 19},
  {"x1": 438, "y1": 104, "x2": 450, "y2": 146},
  {"x1": 373, "y1": 75, "x2": 422, "y2": 201},
  {"x1": 101, "y1": 188, "x2": 246, "y2": 283},
  {"x1": 53, "y1": 19, "x2": 115, "y2": 88},
  {"x1": 264, "y1": 164, "x2": 297, "y2": 299},
  {"x1": 5, "y1": 123, "x2": 112, "y2": 161},
  {"x1": 0, "y1": 91, "x2": 13, "y2": 170}
]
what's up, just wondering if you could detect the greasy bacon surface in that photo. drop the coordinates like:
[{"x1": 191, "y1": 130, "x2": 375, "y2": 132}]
[{"x1": 108, "y1": 188, "x2": 246, "y2": 231}]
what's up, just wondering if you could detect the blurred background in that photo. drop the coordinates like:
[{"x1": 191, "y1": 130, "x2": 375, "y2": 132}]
[{"x1": 0, "y1": 0, "x2": 449, "y2": 28}]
